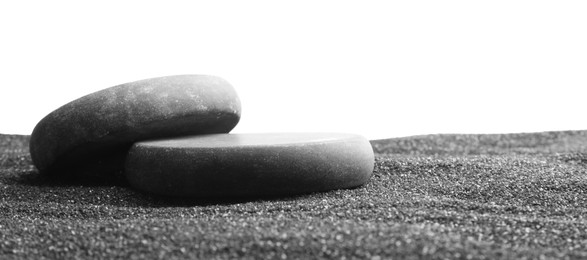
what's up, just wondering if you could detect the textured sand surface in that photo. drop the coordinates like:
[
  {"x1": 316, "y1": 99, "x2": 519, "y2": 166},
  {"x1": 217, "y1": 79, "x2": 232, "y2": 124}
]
[{"x1": 2, "y1": 131, "x2": 587, "y2": 259}]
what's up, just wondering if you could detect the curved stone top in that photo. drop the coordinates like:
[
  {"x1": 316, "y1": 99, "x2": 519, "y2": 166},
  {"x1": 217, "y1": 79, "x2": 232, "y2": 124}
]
[
  {"x1": 136, "y1": 133, "x2": 366, "y2": 149},
  {"x1": 30, "y1": 74, "x2": 241, "y2": 173}
]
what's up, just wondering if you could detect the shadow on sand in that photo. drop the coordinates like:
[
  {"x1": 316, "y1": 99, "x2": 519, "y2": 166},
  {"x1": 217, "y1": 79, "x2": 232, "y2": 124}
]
[{"x1": 8, "y1": 168, "x2": 313, "y2": 207}]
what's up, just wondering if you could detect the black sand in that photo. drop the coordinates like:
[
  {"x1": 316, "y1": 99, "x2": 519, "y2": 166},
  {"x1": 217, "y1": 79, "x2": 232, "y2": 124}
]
[{"x1": 2, "y1": 131, "x2": 587, "y2": 259}]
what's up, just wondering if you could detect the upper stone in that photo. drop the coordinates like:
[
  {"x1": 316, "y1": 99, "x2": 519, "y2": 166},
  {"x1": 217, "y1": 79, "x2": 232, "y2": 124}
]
[{"x1": 29, "y1": 74, "x2": 241, "y2": 177}]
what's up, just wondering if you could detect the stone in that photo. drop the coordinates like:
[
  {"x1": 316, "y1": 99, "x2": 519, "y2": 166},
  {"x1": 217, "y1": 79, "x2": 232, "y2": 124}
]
[
  {"x1": 124, "y1": 133, "x2": 375, "y2": 198},
  {"x1": 29, "y1": 75, "x2": 241, "y2": 179}
]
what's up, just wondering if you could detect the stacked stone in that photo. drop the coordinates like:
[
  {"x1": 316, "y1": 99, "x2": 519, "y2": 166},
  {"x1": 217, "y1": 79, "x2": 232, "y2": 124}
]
[{"x1": 29, "y1": 75, "x2": 374, "y2": 198}]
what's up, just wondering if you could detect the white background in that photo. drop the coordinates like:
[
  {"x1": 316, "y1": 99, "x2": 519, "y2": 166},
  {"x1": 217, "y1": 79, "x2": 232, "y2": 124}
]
[{"x1": 1, "y1": 1, "x2": 586, "y2": 140}]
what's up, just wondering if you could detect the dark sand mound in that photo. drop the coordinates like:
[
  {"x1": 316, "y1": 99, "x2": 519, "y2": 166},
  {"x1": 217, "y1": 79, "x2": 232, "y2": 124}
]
[{"x1": 2, "y1": 131, "x2": 587, "y2": 259}]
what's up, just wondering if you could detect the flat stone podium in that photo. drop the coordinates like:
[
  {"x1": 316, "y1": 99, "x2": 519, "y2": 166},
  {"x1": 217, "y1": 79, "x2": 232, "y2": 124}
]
[{"x1": 124, "y1": 133, "x2": 374, "y2": 197}]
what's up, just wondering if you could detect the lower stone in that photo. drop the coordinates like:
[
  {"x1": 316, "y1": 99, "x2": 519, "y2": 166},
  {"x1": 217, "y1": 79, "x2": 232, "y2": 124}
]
[{"x1": 124, "y1": 133, "x2": 375, "y2": 198}]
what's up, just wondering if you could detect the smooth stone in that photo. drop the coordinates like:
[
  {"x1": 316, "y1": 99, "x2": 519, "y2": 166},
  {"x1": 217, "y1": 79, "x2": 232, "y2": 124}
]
[
  {"x1": 124, "y1": 133, "x2": 375, "y2": 198},
  {"x1": 29, "y1": 75, "x2": 241, "y2": 179}
]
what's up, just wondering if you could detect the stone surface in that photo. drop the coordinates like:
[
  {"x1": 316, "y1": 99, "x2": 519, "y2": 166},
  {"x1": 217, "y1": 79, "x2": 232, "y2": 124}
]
[
  {"x1": 29, "y1": 75, "x2": 241, "y2": 178},
  {"x1": 124, "y1": 133, "x2": 375, "y2": 197}
]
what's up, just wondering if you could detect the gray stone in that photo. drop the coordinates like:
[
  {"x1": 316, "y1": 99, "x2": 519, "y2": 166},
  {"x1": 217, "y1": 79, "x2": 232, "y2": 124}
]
[
  {"x1": 124, "y1": 133, "x2": 374, "y2": 197},
  {"x1": 29, "y1": 75, "x2": 241, "y2": 179}
]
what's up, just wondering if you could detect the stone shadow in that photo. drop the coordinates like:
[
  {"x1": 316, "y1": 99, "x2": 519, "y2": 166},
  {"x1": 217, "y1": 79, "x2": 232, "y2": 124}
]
[{"x1": 3, "y1": 168, "x2": 314, "y2": 208}]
